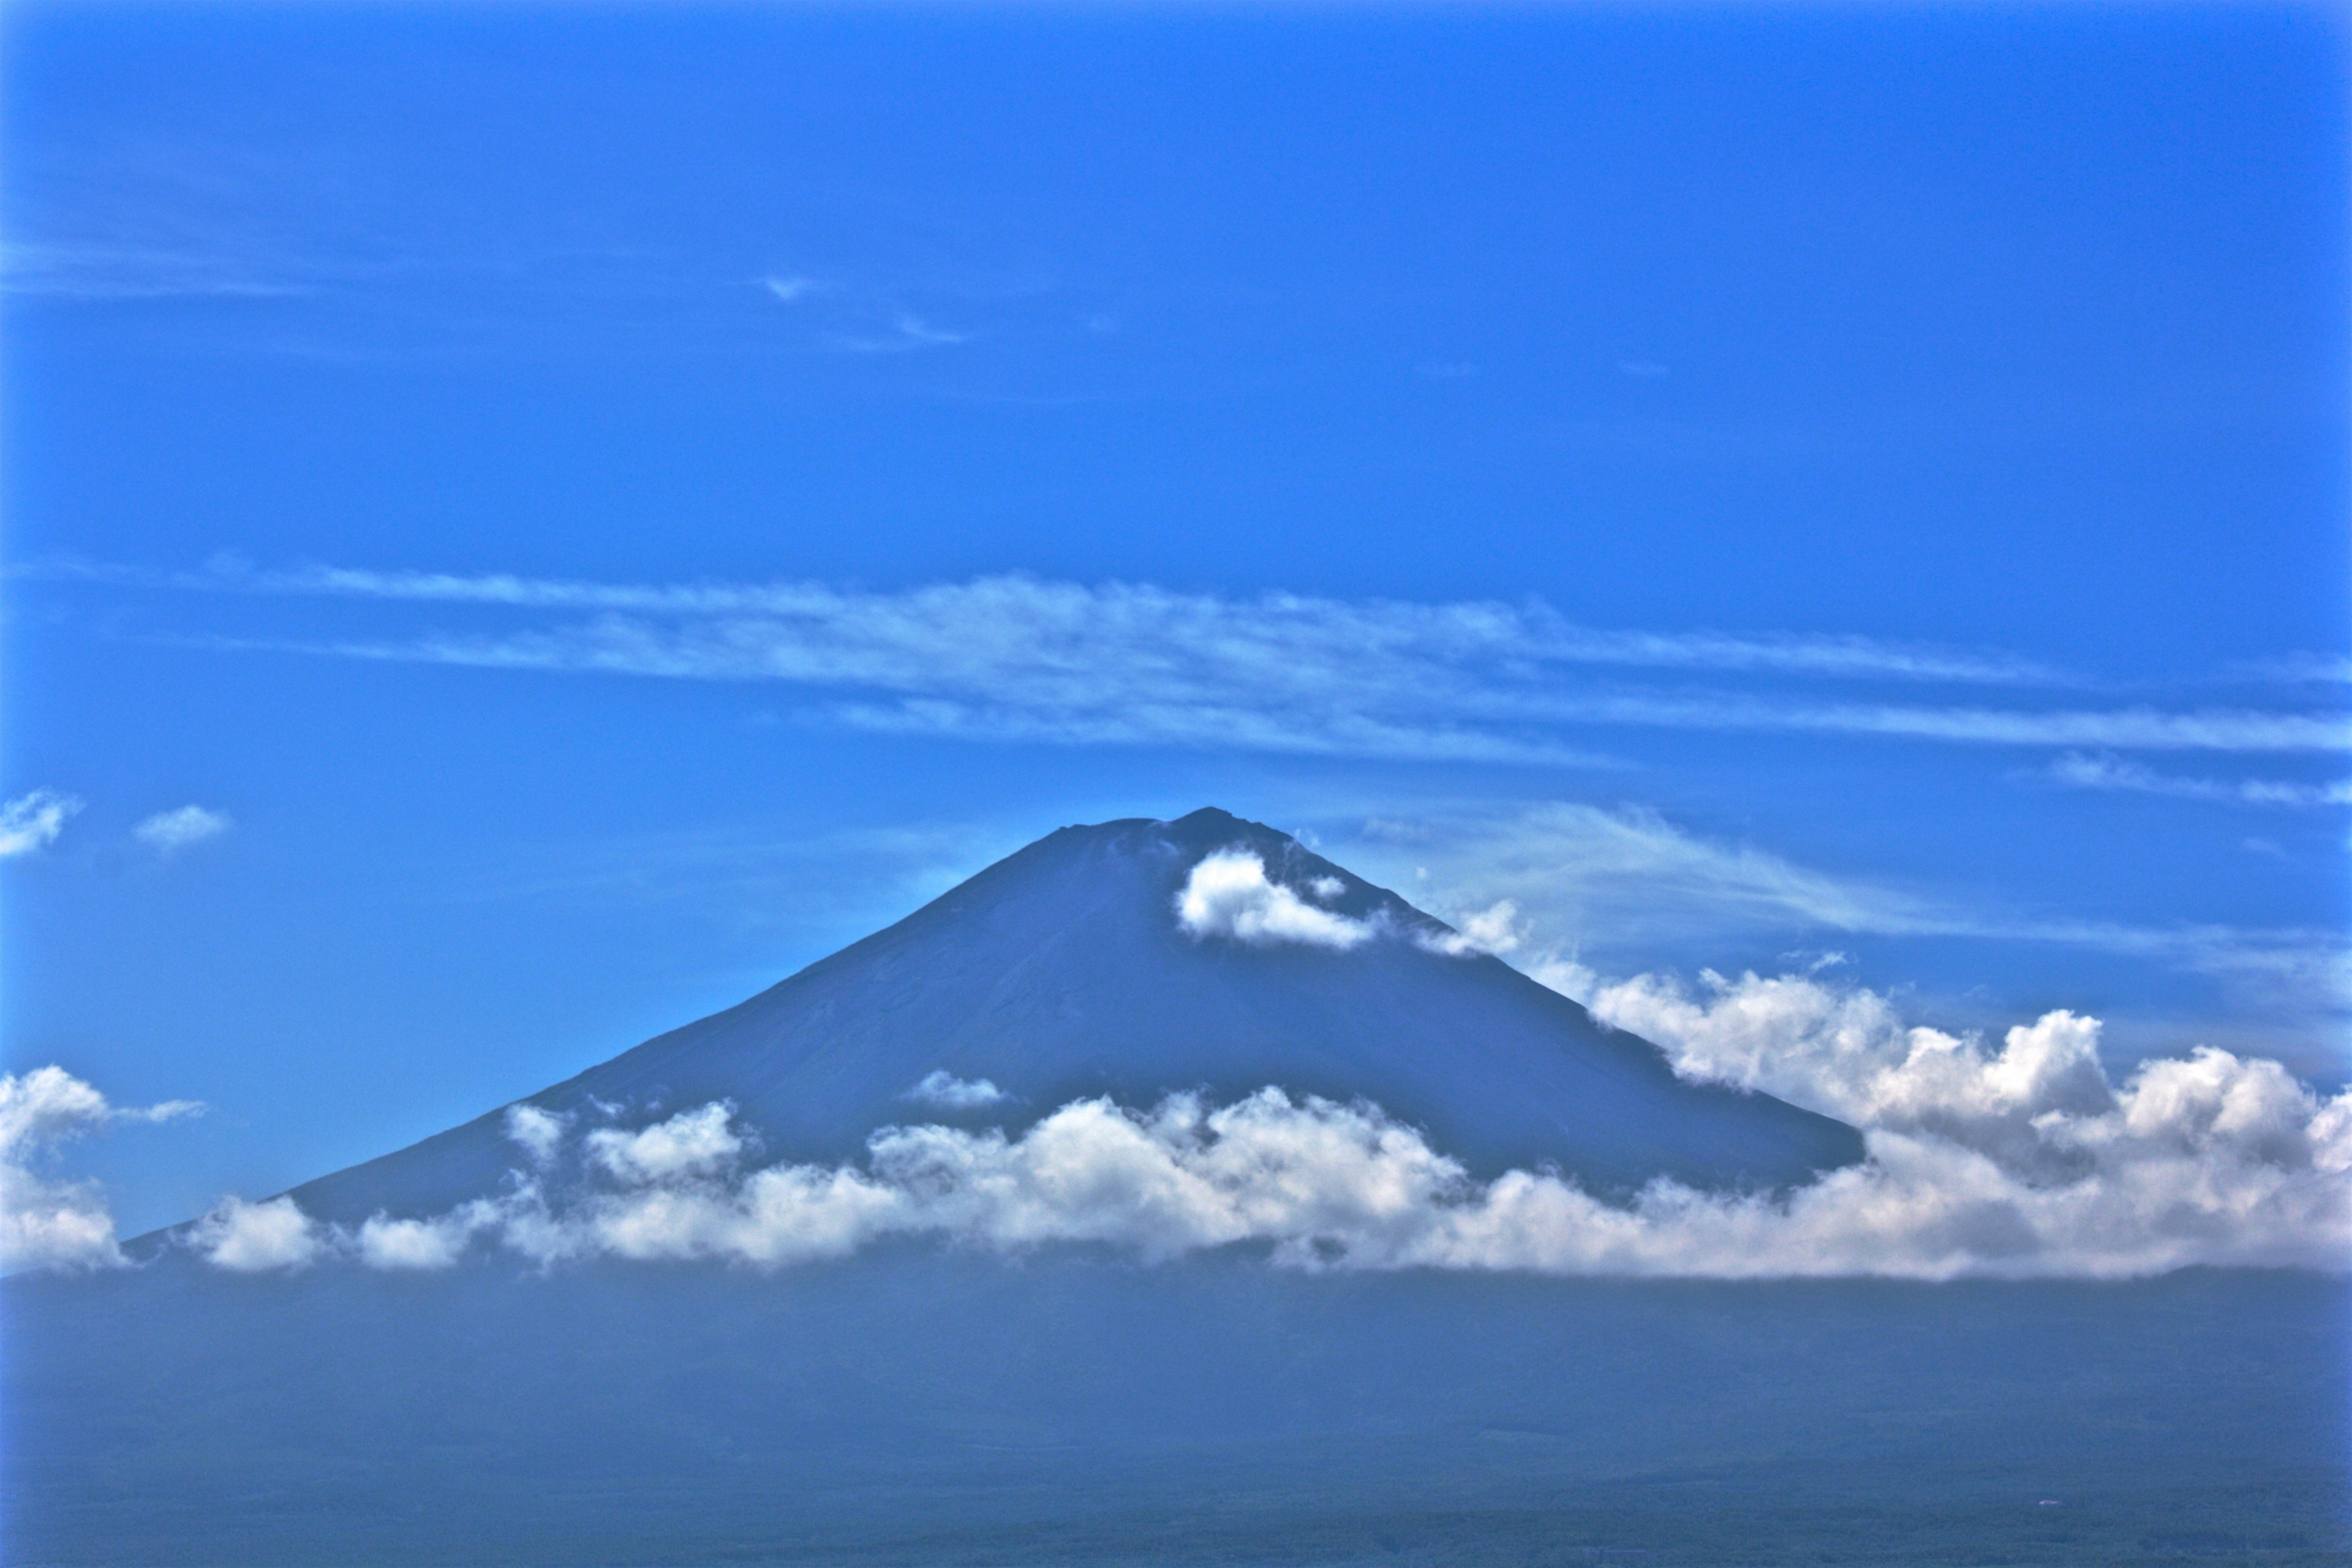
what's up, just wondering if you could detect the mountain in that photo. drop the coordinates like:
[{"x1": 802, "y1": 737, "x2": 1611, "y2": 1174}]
[{"x1": 268, "y1": 808, "x2": 1861, "y2": 1229}]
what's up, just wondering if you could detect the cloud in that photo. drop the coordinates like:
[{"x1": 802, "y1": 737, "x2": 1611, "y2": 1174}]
[
  {"x1": 81, "y1": 562, "x2": 2352, "y2": 767},
  {"x1": 1338, "y1": 802, "x2": 2351, "y2": 1028},
  {"x1": 0, "y1": 1068, "x2": 202, "y2": 1273},
  {"x1": 1357, "y1": 803, "x2": 1939, "y2": 948},
  {"x1": 133, "y1": 804, "x2": 233, "y2": 854},
  {"x1": 0, "y1": 242, "x2": 309, "y2": 301},
  {"x1": 905, "y1": 1071, "x2": 1009, "y2": 1110},
  {"x1": 1416, "y1": 899, "x2": 1527, "y2": 958},
  {"x1": 2045, "y1": 752, "x2": 2352, "y2": 808},
  {"x1": 187, "y1": 1195, "x2": 328, "y2": 1272},
  {"x1": 585, "y1": 1101, "x2": 744, "y2": 1183},
  {"x1": 189, "y1": 974, "x2": 2348, "y2": 1283},
  {"x1": 0, "y1": 790, "x2": 83, "y2": 858},
  {"x1": 1176, "y1": 850, "x2": 1379, "y2": 950},
  {"x1": 761, "y1": 274, "x2": 818, "y2": 303},
  {"x1": 354, "y1": 1199, "x2": 506, "y2": 1270},
  {"x1": 504, "y1": 1104, "x2": 570, "y2": 1166},
  {"x1": 828, "y1": 313, "x2": 970, "y2": 353}
]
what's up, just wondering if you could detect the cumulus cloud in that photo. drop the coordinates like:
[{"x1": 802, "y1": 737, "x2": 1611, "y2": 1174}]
[
  {"x1": 0, "y1": 789, "x2": 82, "y2": 858},
  {"x1": 191, "y1": 980, "x2": 2347, "y2": 1282},
  {"x1": 585, "y1": 1101, "x2": 744, "y2": 1183},
  {"x1": 0, "y1": 1067, "x2": 202, "y2": 1273},
  {"x1": 355, "y1": 1199, "x2": 505, "y2": 1270},
  {"x1": 1176, "y1": 850, "x2": 1379, "y2": 950},
  {"x1": 133, "y1": 804, "x2": 233, "y2": 853},
  {"x1": 187, "y1": 1195, "x2": 328, "y2": 1272},
  {"x1": 906, "y1": 1071, "x2": 1008, "y2": 1110}
]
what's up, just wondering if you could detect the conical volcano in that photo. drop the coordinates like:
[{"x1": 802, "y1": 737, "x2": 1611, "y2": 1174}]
[{"x1": 273, "y1": 809, "x2": 1861, "y2": 1228}]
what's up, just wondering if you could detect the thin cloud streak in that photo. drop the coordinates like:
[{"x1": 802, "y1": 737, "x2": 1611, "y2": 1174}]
[
  {"x1": 52, "y1": 559, "x2": 2072, "y2": 683},
  {"x1": 1343, "y1": 802, "x2": 2351, "y2": 1027},
  {"x1": 35, "y1": 562, "x2": 2350, "y2": 755},
  {"x1": 2045, "y1": 752, "x2": 2352, "y2": 807}
]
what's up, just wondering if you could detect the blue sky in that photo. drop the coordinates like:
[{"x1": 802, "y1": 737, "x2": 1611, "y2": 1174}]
[{"x1": 4, "y1": 1, "x2": 2346, "y2": 1237}]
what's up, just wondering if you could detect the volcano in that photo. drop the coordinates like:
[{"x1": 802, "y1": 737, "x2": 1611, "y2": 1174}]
[{"x1": 271, "y1": 809, "x2": 1859, "y2": 1228}]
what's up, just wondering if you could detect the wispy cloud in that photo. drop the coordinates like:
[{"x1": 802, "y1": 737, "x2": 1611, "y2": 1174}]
[
  {"x1": 0, "y1": 790, "x2": 83, "y2": 858},
  {"x1": 2045, "y1": 752, "x2": 2352, "y2": 807},
  {"x1": 0, "y1": 242, "x2": 312, "y2": 301},
  {"x1": 827, "y1": 312, "x2": 970, "y2": 353},
  {"x1": 133, "y1": 804, "x2": 235, "y2": 854},
  {"x1": 31, "y1": 562, "x2": 2349, "y2": 758},
  {"x1": 1335, "y1": 802, "x2": 2351, "y2": 1028}
]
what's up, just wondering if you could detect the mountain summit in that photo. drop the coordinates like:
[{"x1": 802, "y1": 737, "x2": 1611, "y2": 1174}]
[{"x1": 279, "y1": 809, "x2": 1861, "y2": 1227}]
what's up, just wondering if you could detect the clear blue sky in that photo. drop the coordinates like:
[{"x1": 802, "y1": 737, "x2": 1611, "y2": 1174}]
[{"x1": 5, "y1": 0, "x2": 2346, "y2": 1235}]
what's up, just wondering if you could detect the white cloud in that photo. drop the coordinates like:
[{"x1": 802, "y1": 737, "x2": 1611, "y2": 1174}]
[
  {"x1": 0, "y1": 1067, "x2": 202, "y2": 1273},
  {"x1": 1175, "y1": 850, "x2": 1379, "y2": 950},
  {"x1": 0, "y1": 790, "x2": 82, "y2": 858},
  {"x1": 2046, "y1": 752, "x2": 2352, "y2": 807},
  {"x1": 905, "y1": 1071, "x2": 1008, "y2": 1110},
  {"x1": 504, "y1": 1104, "x2": 570, "y2": 1166},
  {"x1": 133, "y1": 804, "x2": 233, "y2": 854},
  {"x1": 187, "y1": 1195, "x2": 328, "y2": 1272}
]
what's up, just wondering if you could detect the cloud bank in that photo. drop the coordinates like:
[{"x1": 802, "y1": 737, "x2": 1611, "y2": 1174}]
[
  {"x1": 0, "y1": 1068, "x2": 202, "y2": 1273},
  {"x1": 165, "y1": 978, "x2": 2348, "y2": 1281}
]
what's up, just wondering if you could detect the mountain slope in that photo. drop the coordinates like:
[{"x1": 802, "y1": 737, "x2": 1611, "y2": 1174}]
[{"x1": 273, "y1": 809, "x2": 1863, "y2": 1227}]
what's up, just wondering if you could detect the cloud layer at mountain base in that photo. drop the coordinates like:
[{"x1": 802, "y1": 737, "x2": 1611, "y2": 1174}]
[{"x1": 156, "y1": 976, "x2": 2348, "y2": 1281}]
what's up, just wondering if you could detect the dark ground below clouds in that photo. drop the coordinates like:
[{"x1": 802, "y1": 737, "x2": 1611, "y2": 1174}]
[{"x1": 4, "y1": 1251, "x2": 2346, "y2": 1567}]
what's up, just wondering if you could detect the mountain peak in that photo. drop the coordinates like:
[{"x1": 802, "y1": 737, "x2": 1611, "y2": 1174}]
[{"x1": 269, "y1": 811, "x2": 1863, "y2": 1229}]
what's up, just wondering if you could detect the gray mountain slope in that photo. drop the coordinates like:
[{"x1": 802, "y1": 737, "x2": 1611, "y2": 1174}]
[{"x1": 264, "y1": 808, "x2": 1863, "y2": 1229}]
